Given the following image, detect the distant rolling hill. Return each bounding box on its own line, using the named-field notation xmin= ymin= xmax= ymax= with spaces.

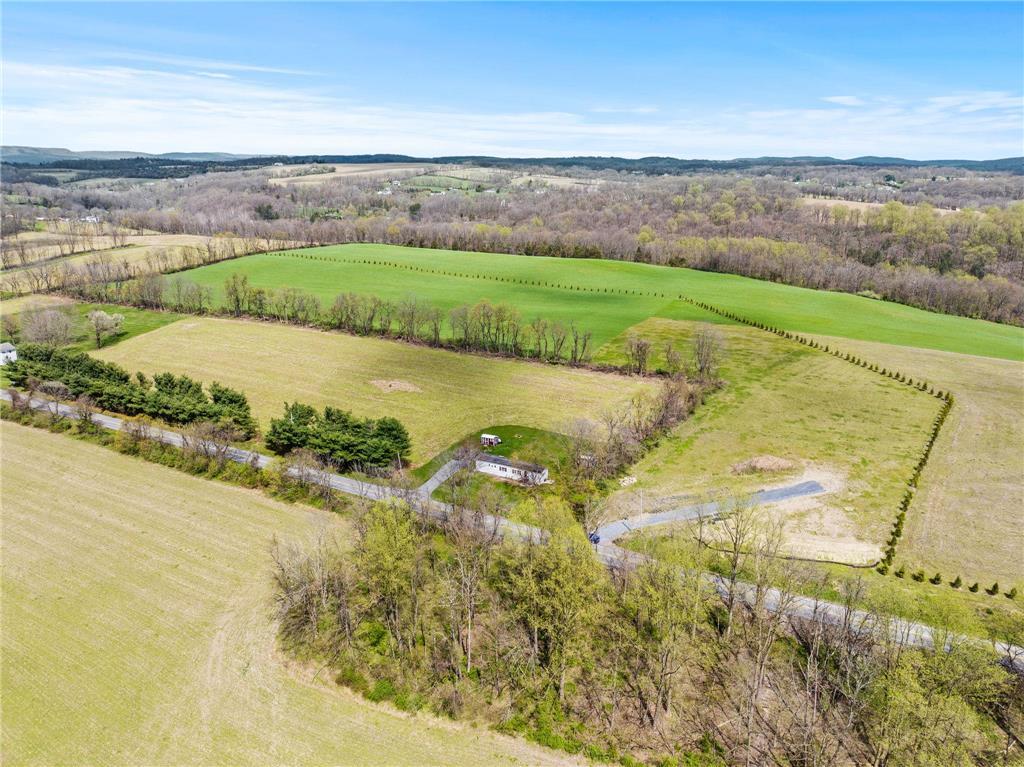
xmin=1 ymin=146 xmax=260 ymax=164
xmin=4 ymin=146 xmax=1020 ymax=175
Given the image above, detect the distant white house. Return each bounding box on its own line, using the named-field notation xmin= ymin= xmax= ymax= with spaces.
xmin=475 ymin=453 xmax=548 ymax=485
xmin=0 ymin=343 xmax=17 ymax=365
xmin=480 ymin=433 xmax=502 ymax=447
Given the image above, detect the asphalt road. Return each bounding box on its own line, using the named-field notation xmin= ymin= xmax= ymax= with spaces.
xmin=595 ymin=480 xmax=826 ymax=542
xmin=4 ymin=390 xmax=1020 ymax=670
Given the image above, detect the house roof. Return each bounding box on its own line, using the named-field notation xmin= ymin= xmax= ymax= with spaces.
xmin=0 ymin=343 xmax=15 ymax=353
xmin=478 ymin=453 xmax=546 ymax=474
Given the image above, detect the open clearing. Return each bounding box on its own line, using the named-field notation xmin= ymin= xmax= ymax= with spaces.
xmin=510 ymin=173 xmax=604 ymax=189
xmin=595 ymin=318 xmax=937 ymax=562
xmin=176 ymin=244 xmax=1024 ymax=360
xmin=810 ymin=335 xmax=1024 ymax=585
xmin=268 ymin=163 xmax=436 ymax=185
xmin=0 ymin=294 xmax=73 ymax=316
xmin=1 ymin=233 xmax=252 ymax=295
xmin=0 ymin=423 xmax=579 ymax=766
xmin=801 ymin=197 xmax=959 ymax=216
xmin=93 ymin=316 xmax=660 ymax=464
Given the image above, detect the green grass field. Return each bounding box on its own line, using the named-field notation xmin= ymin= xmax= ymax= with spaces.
xmin=93 ymin=317 xmax=659 ymax=465
xmin=0 ymin=299 xmax=180 ymax=353
xmin=176 ymin=244 xmax=1024 ymax=360
xmin=0 ymin=422 xmax=578 ymax=766
xmin=809 ymin=335 xmax=1024 ymax=585
xmin=178 ymin=245 xmax=724 ymax=351
xmin=595 ymin=318 xmax=938 ymax=562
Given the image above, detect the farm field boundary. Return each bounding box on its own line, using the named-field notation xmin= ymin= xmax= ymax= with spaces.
xmin=669 ymin=291 xmax=953 ymax=578
xmin=174 ymin=244 xmax=1024 ymax=360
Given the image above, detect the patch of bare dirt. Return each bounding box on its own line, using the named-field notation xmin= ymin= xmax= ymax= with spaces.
xmin=731 ymin=455 xmax=797 ymax=474
xmin=370 ymin=379 xmax=422 ymax=393
xmin=761 ymin=466 xmax=881 ymax=564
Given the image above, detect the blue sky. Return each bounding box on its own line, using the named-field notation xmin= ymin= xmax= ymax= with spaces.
xmin=3 ymin=2 xmax=1021 ymax=158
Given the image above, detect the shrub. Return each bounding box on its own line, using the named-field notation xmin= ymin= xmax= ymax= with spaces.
xmin=969 ymin=582 xmax=980 ymax=593
xmin=987 ymin=582 xmax=1000 ymax=595
xmin=366 ymin=678 xmax=397 ymax=703
xmin=393 ymin=689 xmax=426 ymax=713
xmin=894 ymin=565 xmax=906 ymax=578
xmin=266 ymin=401 xmax=412 ymax=471
xmin=951 ymin=575 xmax=962 ymax=588
xmin=911 ymin=570 xmax=926 ymax=582
xmin=929 ymin=572 xmax=943 ymax=585
xmin=5 ymin=344 xmax=257 ymax=437
xmin=1007 ymin=587 xmax=1018 ymax=600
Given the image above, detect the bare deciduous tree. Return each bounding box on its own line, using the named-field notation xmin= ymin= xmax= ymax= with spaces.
xmin=624 ymin=334 xmax=652 ymax=375
xmin=22 ymin=309 xmax=72 ymax=347
xmin=75 ymin=393 xmax=98 ymax=426
xmin=38 ymin=380 xmax=71 ymax=423
xmin=692 ymin=324 xmax=724 ymax=382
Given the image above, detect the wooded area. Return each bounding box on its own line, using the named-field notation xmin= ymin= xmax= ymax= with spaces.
xmin=3 ymin=161 xmax=1021 ymax=324
xmin=274 ymin=494 xmax=1024 ymax=766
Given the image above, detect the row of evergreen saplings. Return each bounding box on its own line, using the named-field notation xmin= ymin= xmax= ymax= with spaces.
xmin=893 ymin=564 xmax=1018 ymax=599
xmin=5 ymin=343 xmax=257 ymax=437
xmin=674 ymin=297 xmax=978 ymax=574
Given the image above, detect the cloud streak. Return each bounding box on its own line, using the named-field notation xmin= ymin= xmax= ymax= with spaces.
xmin=3 ymin=60 xmax=1021 ymax=159
xmin=822 ymin=96 xmax=865 ymax=107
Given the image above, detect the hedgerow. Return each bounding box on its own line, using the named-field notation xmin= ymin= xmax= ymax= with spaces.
xmin=6 ymin=343 xmax=257 ymax=437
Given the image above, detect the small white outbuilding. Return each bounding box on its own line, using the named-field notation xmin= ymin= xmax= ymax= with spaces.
xmin=0 ymin=343 xmax=17 ymax=365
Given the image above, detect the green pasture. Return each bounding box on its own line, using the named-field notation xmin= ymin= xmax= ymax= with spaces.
xmin=176 ymin=244 xmax=1023 ymax=361
xmin=177 ymin=245 xmax=726 ymax=350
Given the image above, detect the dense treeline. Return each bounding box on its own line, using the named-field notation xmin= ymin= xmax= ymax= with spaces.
xmin=6 ymin=161 xmax=1021 ymax=323
xmin=5 ymin=344 xmax=257 ymax=436
xmin=100 ymin=272 xmax=604 ymax=367
xmin=275 ymin=495 xmax=1024 ymax=766
xmin=265 ymin=401 xmax=411 ymax=471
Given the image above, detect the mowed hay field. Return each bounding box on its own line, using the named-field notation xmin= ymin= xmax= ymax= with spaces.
xmin=0 ymin=423 xmax=579 ymax=767
xmin=810 ymin=335 xmax=1024 ymax=585
xmin=595 ymin=318 xmax=938 ymax=563
xmin=175 ymin=244 xmax=1024 ymax=360
xmin=94 ymin=317 xmax=660 ymax=464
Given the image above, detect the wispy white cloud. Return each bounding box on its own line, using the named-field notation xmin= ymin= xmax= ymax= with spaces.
xmin=2 ymin=60 xmax=1020 ymax=159
xmin=591 ymin=105 xmax=660 ymax=115
xmin=98 ymin=50 xmax=319 ymax=77
xmin=822 ymin=95 xmax=865 ymax=107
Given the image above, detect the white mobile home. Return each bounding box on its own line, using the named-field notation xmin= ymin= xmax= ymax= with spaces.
xmin=0 ymin=343 xmax=17 ymax=365
xmin=475 ymin=453 xmax=548 ymax=485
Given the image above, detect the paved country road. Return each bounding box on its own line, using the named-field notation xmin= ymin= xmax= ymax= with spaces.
xmin=3 ymin=390 xmax=1021 ymax=672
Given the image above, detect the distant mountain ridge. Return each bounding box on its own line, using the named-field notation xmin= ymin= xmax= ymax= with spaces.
xmin=2 ymin=146 xmax=260 ymax=164
xmin=3 ymin=146 xmax=1021 ymax=174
